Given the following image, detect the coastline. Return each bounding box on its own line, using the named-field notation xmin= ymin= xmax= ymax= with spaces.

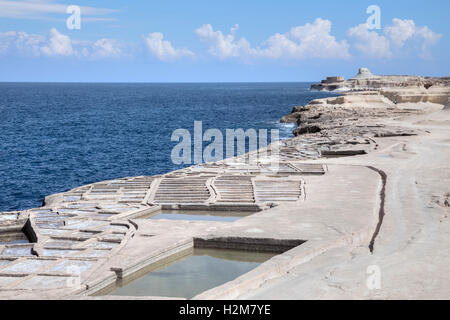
xmin=0 ymin=70 xmax=449 ymax=299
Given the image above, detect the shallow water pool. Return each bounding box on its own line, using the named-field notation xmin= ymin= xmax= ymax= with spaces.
xmin=140 ymin=210 xmax=253 ymax=222
xmin=101 ymin=248 xmax=275 ymax=298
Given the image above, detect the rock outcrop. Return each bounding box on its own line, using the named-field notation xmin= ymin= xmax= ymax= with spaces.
xmin=310 ymin=68 xmax=450 ymax=105
xmin=351 ymin=67 xmax=379 ymax=80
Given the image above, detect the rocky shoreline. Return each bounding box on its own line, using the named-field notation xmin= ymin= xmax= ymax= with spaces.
xmin=279 ymin=68 xmax=449 ymax=158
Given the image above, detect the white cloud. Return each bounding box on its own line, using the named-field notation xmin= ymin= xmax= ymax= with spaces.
xmin=195 ymin=24 xmax=252 ymax=59
xmin=195 ymin=18 xmax=350 ymax=60
xmin=384 ymin=18 xmax=441 ymax=58
xmin=90 ymin=38 xmax=122 ymax=58
xmin=0 ymin=0 xmax=116 ymax=20
xmin=384 ymin=18 xmax=416 ymax=47
xmin=0 ymin=30 xmax=45 ymax=56
xmin=348 ymin=24 xmax=392 ymax=59
xmin=143 ymin=32 xmax=194 ymax=61
xmin=348 ymin=18 xmax=441 ymax=59
xmin=0 ymin=28 xmax=123 ymax=59
xmin=0 ymin=17 xmax=441 ymax=63
xmin=266 ymin=19 xmax=351 ymax=59
xmin=40 ymin=27 xmax=73 ymax=56
xmin=415 ymin=26 xmax=441 ymax=58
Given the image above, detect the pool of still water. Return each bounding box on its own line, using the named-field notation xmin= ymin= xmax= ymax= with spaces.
xmin=105 ymin=248 xmax=276 ymax=298
xmin=141 ymin=210 xmax=254 ymax=222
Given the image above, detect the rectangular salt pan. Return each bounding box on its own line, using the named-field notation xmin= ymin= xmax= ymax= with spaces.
xmin=141 ymin=210 xmax=253 ymax=222
xmin=50 ymin=260 xmax=94 ymax=273
xmin=42 ymin=249 xmax=82 ymax=257
xmin=2 ymin=246 xmax=34 ymax=256
xmin=72 ymin=250 xmax=109 ymax=258
xmin=44 ymin=239 xmax=83 ymax=248
xmin=86 ymin=241 xmax=118 ymax=249
xmin=1 ymin=259 xmax=55 ymax=273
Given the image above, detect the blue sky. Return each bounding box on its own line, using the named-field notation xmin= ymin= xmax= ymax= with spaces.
xmin=0 ymin=0 xmax=449 ymax=82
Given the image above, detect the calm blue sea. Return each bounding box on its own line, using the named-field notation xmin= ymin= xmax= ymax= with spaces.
xmin=0 ymin=83 xmax=335 ymax=212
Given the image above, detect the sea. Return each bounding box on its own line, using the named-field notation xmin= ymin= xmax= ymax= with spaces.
xmin=0 ymin=82 xmax=335 ymax=212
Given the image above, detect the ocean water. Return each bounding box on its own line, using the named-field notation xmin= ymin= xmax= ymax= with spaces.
xmin=0 ymin=82 xmax=334 ymax=212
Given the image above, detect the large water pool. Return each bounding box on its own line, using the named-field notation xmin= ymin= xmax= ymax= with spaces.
xmin=100 ymin=248 xmax=276 ymax=298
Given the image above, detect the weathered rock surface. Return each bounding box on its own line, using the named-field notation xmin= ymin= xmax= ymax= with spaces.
xmin=283 ymin=91 xmax=423 ymax=160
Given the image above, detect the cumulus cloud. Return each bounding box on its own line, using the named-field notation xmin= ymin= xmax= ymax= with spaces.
xmin=384 ymin=18 xmax=441 ymax=58
xmin=384 ymin=19 xmax=416 ymax=47
xmin=195 ymin=19 xmax=350 ymax=60
xmin=0 ymin=17 xmax=441 ymax=63
xmin=0 ymin=28 xmax=123 ymax=59
xmin=143 ymin=32 xmax=194 ymax=61
xmin=348 ymin=18 xmax=441 ymax=59
xmin=90 ymin=38 xmax=122 ymax=58
xmin=195 ymin=24 xmax=253 ymax=59
xmin=0 ymin=30 xmax=45 ymax=56
xmin=268 ymin=19 xmax=350 ymax=59
xmin=0 ymin=28 xmax=75 ymax=57
xmin=347 ymin=24 xmax=392 ymax=59
xmin=415 ymin=26 xmax=442 ymax=58
xmin=40 ymin=28 xmax=73 ymax=56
